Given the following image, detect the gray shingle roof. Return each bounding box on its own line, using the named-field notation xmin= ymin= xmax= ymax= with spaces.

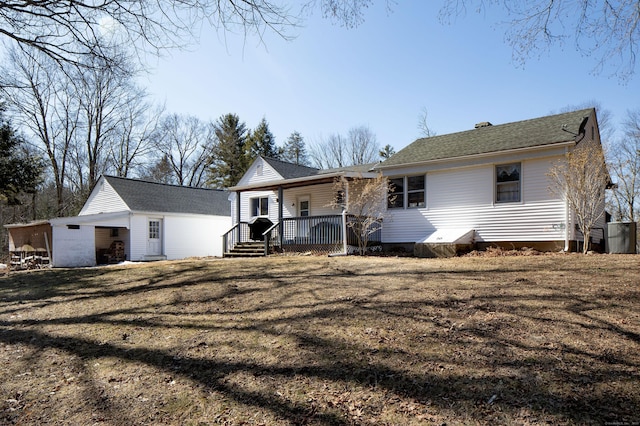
xmin=262 ymin=157 xmax=319 ymax=179
xmin=378 ymin=108 xmax=594 ymax=168
xmin=104 ymin=176 xmax=230 ymax=216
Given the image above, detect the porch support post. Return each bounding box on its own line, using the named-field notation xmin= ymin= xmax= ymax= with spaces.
xmin=342 ymin=208 xmax=348 ymax=254
xmin=236 ymin=191 xmax=241 ymax=242
xmin=278 ymin=185 xmax=284 ymax=247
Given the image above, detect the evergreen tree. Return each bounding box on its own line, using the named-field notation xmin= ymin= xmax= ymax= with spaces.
xmin=246 ymin=117 xmax=278 ymax=161
xmin=379 ymin=144 xmax=396 ymax=160
xmin=0 ymin=104 xmax=43 ymax=205
xmin=280 ymin=131 xmax=310 ymax=165
xmin=208 ymin=113 xmax=248 ymax=188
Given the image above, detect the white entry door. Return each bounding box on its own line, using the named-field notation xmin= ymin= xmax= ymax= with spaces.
xmin=297 ymin=196 xmax=310 ymax=242
xmin=147 ymin=219 xmax=162 ymax=256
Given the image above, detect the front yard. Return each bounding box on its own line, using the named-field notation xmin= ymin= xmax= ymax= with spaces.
xmin=0 ymin=254 xmax=639 ymax=425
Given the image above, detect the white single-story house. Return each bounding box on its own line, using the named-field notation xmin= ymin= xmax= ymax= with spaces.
xmin=226 ymin=108 xmax=608 ymax=256
xmin=5 ymin=175 xmax=231 ymax=267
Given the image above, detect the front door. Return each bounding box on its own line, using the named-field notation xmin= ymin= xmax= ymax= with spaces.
xmin=147 ymin=219 xmax=162 ymax=256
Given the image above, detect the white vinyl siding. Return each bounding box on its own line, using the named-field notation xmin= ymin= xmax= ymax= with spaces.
xmin=163 ymin=214 xmax=231 ymax=259
xmin=237 ymin=157 xmax=284 ymax=186
xmin=428 ymin=167 xmax=492 ymax=209
xmin=237 ymin=191 xmax=278 ymax=223
xmin=383 ymin=157 xmax=567 ymax=243
xmin=51 ymin=224 xmax=96 ymax=267
xmin=128 ymin=213 xmax=231 ymax=260
xmin=79 ymin=179 xmax=128 ymax=215
xmin=283 ymin=184 xmax=340 ymax=218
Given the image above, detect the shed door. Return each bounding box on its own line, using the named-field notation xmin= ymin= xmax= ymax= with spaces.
xmin=147 ymin=219 xmax=162 ymax=256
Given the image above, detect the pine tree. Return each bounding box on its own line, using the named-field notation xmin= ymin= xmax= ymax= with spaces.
xmin=208 ymin=113 xmax=248 ymax=188
xmin=280 ymin=131 xmax=309 ymax=165
xmin=246 ymin=117 xmax=278 ymax=161
xmin=0 ymin=104 xmax=43 ymax=205
xmin=379 ymin=144 xmax=396 ymax=160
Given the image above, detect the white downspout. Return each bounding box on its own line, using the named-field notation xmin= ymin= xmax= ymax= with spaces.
xmin=563 ymin=146 xmax=571 ymax=252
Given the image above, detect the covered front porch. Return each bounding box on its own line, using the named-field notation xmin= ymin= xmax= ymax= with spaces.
xmin=224 ymin=165 xmax=381 ymax=257
xmin=223 ymin=213 xmax=382 ymax=256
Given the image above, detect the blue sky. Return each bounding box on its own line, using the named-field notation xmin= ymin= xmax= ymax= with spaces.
xmin=140 ymin=2 xmax=639 ymax=153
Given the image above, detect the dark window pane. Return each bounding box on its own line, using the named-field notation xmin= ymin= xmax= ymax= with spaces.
xmin=388 ymin=177 xmax=404 ymax=208
xmin=496 ymin=164 xmax=520 ymax=182
xmin=408 ymin=191 xmax=425 ymax=208
xmin=408 ymin=175 xmax=425 ymax=191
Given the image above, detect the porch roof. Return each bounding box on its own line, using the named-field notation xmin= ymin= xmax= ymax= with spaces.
xmin=229 ymin=168 xmax=379 ymax=192
xmin=4 ymin=219 xmax=51 ymax=229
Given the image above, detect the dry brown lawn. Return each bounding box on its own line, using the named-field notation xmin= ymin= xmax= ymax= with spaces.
xmin=0 ymin=254 xmax=639 ymax=425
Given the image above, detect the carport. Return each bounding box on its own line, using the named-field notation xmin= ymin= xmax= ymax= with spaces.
xmin=49 ymin=212 xmax=131 ymax=267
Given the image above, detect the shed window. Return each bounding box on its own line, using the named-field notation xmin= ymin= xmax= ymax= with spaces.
xmin=251 ymin=197 xmax=269 ymax=216
xmin=149 ymin=221 xmax=160 ymax=239
xmin=496 ymin=163 xmax=521 ymax=203
xmin=67 ymin=224 xmax=80 ymax=230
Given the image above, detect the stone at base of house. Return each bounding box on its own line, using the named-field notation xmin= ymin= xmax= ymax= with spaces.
xmin=414 ymin=243 xmax=474 ymax=258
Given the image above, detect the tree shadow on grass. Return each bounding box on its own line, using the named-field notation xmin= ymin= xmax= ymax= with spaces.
xmin=0 ymin=258 xmax=639 ymax=424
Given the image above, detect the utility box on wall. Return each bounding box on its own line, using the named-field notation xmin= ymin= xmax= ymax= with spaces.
xmin=607 ymin=222 xmax=637 ymax=254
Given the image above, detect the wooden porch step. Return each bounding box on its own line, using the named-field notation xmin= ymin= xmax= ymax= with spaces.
xmin=224 ymin=241 xmax=266 ymax=258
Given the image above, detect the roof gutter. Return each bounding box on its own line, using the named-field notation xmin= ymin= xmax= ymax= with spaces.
xmin=375 ymin=140 xmax=577 ymax=171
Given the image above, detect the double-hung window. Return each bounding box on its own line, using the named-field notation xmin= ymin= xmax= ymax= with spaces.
xmin=496 ymin=163 xmax=521 ymax=203
xmin=388 ymin=175 xmax=426 ymax=208
xmin=251 ymin=197 xmax=269 ymax=216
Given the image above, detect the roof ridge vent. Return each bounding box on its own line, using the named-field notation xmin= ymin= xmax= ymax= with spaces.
xmin=474 ymin=121 xmax=493 ymax=129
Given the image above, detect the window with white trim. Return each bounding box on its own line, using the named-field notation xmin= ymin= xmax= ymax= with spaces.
xmin=495 ymin=163 xmax=521 ymax=203
xmin=388 ymin=175 xmax=426 ymax=209
xmin=251 ymin=197 xmax=269 ymax=216
xmin=407 ymin=175 xmax=426 ymax=208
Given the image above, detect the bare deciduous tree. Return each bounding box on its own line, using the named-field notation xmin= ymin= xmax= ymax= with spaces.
xmin=417 ymin=107 xmax=436 ymax=138
xmin=0 ymin=1 xmax=385 ymax=70
xmin=109 ymin=101 xmax=164 ymax=178
xmin=330 ymin=174 xmax=389 ymax=255
xmin=607 ymin=109 xmax=640 ymax=222
xmin=310 ymin=125 xmax=379 ymax=169
xmin=74 ymin=51 xmax=139 ymax=191
xmin=0 ymin=47 xmax=79 ymax=216
xmin=0 ymin=1 xmax=295 ymax=69
xmin=547 ymin=140 xmax=610 ymax=253
xmin=156 ymin=114 xmax=213 ymax=187
xmin=440 ymin=0 xmax=640 ymax=80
